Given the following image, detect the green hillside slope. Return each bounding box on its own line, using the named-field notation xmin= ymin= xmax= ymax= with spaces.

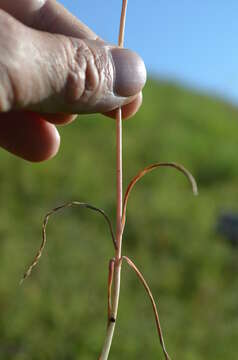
xmin=0 ymin=79 xmax=238 ymax=359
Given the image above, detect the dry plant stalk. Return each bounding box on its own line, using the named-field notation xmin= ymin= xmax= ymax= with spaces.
xmin=21 ymin=1 xmax=198 ymax=359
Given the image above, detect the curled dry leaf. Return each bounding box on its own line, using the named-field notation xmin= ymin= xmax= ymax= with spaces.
xmin=122 ymin=256 xmax=171 ymax=360
xmin=121 ymin=162 xmax=198 ymax=231
xmin=20 ymin=201 xmax=116 ymax=284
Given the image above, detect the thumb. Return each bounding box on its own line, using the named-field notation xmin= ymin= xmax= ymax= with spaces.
xmin=0 ymin=10 xmax=146 ymax=114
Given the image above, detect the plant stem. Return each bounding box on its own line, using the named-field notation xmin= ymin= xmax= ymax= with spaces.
xmin=98 ymin=1 xmax=128 ymax=359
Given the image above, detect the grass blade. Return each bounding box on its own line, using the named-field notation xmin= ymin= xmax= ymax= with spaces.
xmin=122 ymin=162 xmax=198 ymax=230
xmin=123 ymin=256 xmax=171 ymax=360
xmin=20 ymin=201 xmax=116 ymax=284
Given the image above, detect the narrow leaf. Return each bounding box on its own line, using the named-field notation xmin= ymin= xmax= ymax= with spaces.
xmin=123 ymin=256 xmax=171 ymax=360
xmin=122 ymin=162 xmax=198 ymax=230
xmin=20 ymin=201 xmax=116 ymax=284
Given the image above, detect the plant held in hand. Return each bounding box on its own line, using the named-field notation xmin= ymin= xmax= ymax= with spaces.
xmin=21 ymin=1 xmax=198 ymax=359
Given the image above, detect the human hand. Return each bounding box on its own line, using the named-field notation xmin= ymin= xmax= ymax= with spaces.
xmin=0 ymin=0 xmax=146 ymax=162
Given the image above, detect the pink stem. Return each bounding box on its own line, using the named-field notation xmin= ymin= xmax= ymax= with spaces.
xmin=116 ymin=108 xmax=123 ymax=256
xmin=98 ymin=1 xmax=128 ymax=359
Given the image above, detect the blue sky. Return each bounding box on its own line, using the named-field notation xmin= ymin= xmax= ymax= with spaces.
xmin=59 ymin=0 xmax=238 ymax=104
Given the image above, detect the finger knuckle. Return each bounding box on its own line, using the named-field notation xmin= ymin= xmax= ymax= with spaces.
xmin=64 ymin=38 xmax=113 ymax=109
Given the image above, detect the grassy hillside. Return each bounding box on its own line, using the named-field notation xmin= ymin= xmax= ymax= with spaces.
xmin=0 ymin=79 xmax=238 ymax=359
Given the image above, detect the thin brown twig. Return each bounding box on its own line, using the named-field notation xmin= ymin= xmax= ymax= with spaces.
xmin=20 ymin=201 xmax=116 ymax=285
xmin=122 ymin=256 xmax=171 ymax=360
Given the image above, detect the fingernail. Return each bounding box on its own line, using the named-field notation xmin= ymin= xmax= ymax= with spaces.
xmin=110 ymin=48 xmax=147 ymax=97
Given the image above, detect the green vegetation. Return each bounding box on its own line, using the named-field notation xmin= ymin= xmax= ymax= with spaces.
xmin=0 ymin=79 xmax=238 ymax=359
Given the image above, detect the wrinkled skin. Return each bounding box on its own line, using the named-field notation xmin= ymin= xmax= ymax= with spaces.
xmin=0 ymin=0 xmax=146 ymax=161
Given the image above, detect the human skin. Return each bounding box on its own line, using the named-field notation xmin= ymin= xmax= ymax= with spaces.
xmin=0 ymin=0 xmax=146 ymax=162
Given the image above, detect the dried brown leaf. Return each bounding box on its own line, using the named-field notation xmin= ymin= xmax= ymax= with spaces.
xmin=123 ymin=256 xmax=171 ymax=360
xmin=122 ymin=162 xmax=198 ymax=230
xmin=20 ymin=201 xmax=116 ymax=284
